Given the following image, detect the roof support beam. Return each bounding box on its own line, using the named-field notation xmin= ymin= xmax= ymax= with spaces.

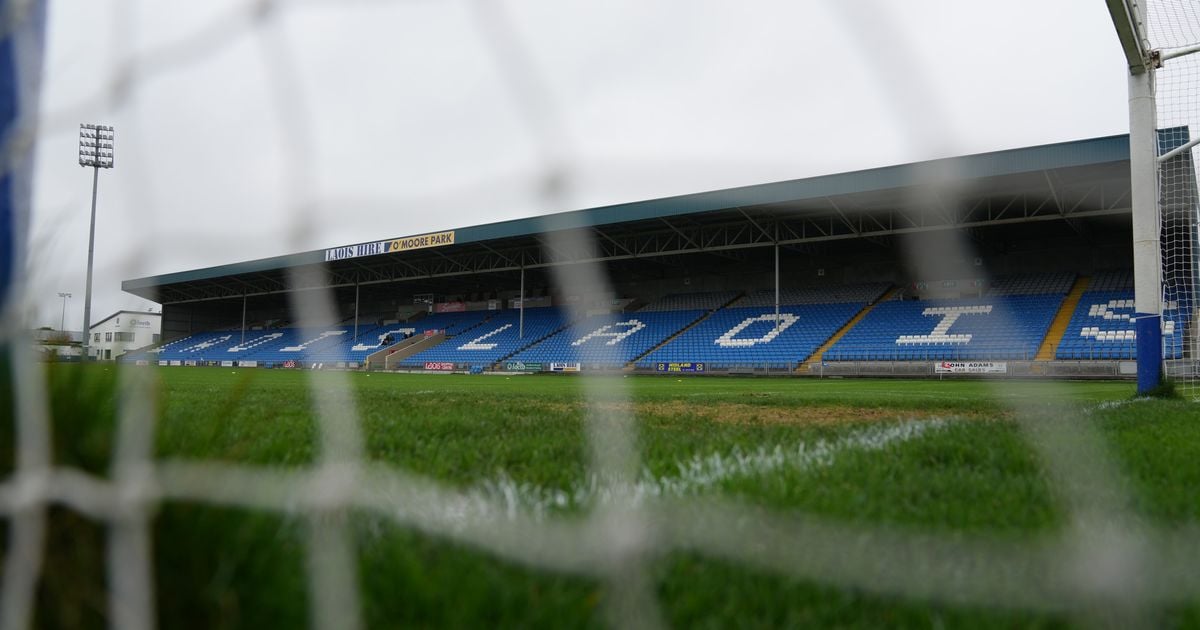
xmin=660 ymin=218 xmax=700 ymax=250
xmin=156 ymin=206 xmax=1131 ymax=305
xmin=477 ymin=242 xmax=521 ymax=267
xmin=1043 ymin=170 xmax=1065 ymax=216
xmin=737 ymin=208 xmax=774 ymax=241
xmin=825 ymin=197 xmax=861 ymax=235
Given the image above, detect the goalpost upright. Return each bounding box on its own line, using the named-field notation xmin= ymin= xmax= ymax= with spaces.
xmin=1106 ymin=0 xmax=1200 ymax=396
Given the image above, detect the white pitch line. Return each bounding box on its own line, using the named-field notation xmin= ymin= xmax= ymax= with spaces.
xmin=0 ymin=421 xmax=948 ymax=532
xmin=446 ymin=420 xmax=947 ymax=526
xmin=1092 ymin=398 xmax=1151 ymax=412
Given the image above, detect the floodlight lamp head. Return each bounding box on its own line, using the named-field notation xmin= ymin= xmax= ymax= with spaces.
xmin=78 ymin=123 xmax=115 ymax=168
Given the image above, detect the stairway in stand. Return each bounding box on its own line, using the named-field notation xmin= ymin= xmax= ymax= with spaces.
xmin=797 ymin=287 xmax=899 ymax=373
xmin=1034 ymin=276 xmax=1090 ymax=361
xmin=624 ymin=292 xmax=745 ymax=369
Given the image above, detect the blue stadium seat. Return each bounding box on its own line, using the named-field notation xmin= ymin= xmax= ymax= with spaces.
xmin=826 ymin=295 xmax=1062 ymax=361
xmin=135 ymin=330 xmax=242 ymax=363
xmin=126 ymin=310 xmax=499 ymax=366
xmin=636 ymin=303 xmax=863 ymax=369
xmin=1055 ymin=288 xmax=1191 ymax=360
xmin=401 ymin=307 xmax=571 ymax=369
xmin=510 ymin=310 xmax=705 ymax=368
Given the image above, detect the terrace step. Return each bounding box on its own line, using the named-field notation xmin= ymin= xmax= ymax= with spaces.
xmin=489 ymin=316 xmax=580 ymax=369
xmin=625 ymin=291 xmax=744 ymax=367
xmin=1034 ymin=276 xmax=1089 ymax=361
xmin=366 ymin=332 xmax=446 ymax=369
xmin=798 ymin=286 xmax=899 ymax=373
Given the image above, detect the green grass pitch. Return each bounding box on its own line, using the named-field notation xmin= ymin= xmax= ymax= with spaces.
xmin=2 ymin=365 xmax=1199 ymax=628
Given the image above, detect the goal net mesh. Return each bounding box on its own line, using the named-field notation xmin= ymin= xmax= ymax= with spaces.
xmin=1 ymin=2 xmax=1199 ymax=629
xmin=1147 ymin=0 xmax=1200 ymax=400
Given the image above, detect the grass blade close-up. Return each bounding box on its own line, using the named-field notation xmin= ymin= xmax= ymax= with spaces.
xmin=4 ymin=365 xmax=1200 ymax=628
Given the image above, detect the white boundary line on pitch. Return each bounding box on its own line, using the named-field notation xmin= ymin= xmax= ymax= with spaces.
xmin=457 ymin=419 xmax=946 ymax=525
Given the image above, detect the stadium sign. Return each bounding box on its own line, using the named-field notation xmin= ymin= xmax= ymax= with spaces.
xmin=655 ymin=362 xmax=706 ymax=373
xmin=505 ymin=361 xmax=542 ymax=372
xmin=324 ymin=230 xmax=455 ymax=262
xmin=424 ymin=362 xmax=455 ymax=371
xmin=934 ymin=361 xmax=1006 ymax=374
xmin=550 ymin=362 xmax=581 ymax=372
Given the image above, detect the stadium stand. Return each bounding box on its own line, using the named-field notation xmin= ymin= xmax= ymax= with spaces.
xmin=137 ymin=330 xmax=241 ymax=363
xmin=129 ymin=327 xmax=348 ymax=365
xmin=824 ymin=294 xmax=1064 ymax=361
xmin=639 ymin=291 xmax=739 ymax=312
xmin=123 ymin=334 xmax=192 ymax=361
xmin=299 ymin=324 xmax=415 ymax=364
xmin=509 ymin=310 xmax=707 ymax=368
xmin=637 ymin=303 xmax=864 ymax=369
xmin=734 ymin=283 xmax=890 ymax=307
xmin=1088 ymin=269 xmax=1134 ymax=292
xmin=127 ymin=271 xmax=1185 ymax=370
xmin=1055 ymin=270 xmax=1191 ymax=360
xmin=401 ymin=310 xmax=495 ymax=337
xmin=1057 ymin=292 xmax=1140 ymax=359
xmin=134 ymin=288 xmax=895 ymax=370
xmin=309 ymin=311 xmax=490 ymax=364
xmin=125 ymin=310 xmax=498 ymax=366
xmin=241 ymin=327 xmax=360 ymax=365
xmin=986 ymin=272 xmax=1076 ymax=296
xmin=400 ymin=307 xmax=571 ymax=368
xmin=307 ymin=311 xmax=495 ymax=364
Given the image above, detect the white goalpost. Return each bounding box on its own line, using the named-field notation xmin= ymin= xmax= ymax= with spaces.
xmin=1108 ymin=0 xmax=1200 ymax=399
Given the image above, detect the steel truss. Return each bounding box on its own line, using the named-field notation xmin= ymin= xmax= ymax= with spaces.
xmin=152 ymin=176 xmax=1131 ymax=304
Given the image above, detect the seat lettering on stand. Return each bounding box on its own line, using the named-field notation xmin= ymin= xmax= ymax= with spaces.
xmin=181 ymin=335 xmax=233 ymax=352
xmin=352 ymin=328 xmax=416 ymax=352
xmin=896 ymin=306 xmax=991 ymax=345
xmin=281 ymin=330 xmax=347 ymax=352
xmin=715 ymin=313 xmax=798 ymax=348
xmin=228 ymin=333 xmax=283 ymax=352
xmin=458 ymin=324 xmax=513 ymax=350
xmin=1081 ymin=299 xmax=1176 ymax=341
xmin=572 ymin=319 xmax=645 ymax=346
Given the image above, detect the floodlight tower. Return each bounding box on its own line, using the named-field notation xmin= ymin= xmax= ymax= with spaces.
xmin=57 ymin=291 xmax=70 ymax=331
xmin=78 ymin=123 xmax=114 ymax=361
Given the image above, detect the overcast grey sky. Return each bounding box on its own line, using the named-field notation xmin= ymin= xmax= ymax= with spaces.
xmin=27 ymin=0 xmax=1129 ymax=330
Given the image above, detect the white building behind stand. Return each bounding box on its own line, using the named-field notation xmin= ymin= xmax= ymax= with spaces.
xmin=88 ymin=310 xmax=161 ymax=360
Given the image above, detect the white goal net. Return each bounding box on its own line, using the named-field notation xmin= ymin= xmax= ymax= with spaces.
xmin=1 ymin=2 xmax=1199 ymax=630
xmin=1145 ymin=0 xmax=1200 ymax=401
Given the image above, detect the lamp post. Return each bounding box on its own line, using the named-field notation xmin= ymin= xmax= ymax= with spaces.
xmin=78 ymin=123 xmax=114 ymax=362
xmin=57 ymin=291 xmax=71 ymax=331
